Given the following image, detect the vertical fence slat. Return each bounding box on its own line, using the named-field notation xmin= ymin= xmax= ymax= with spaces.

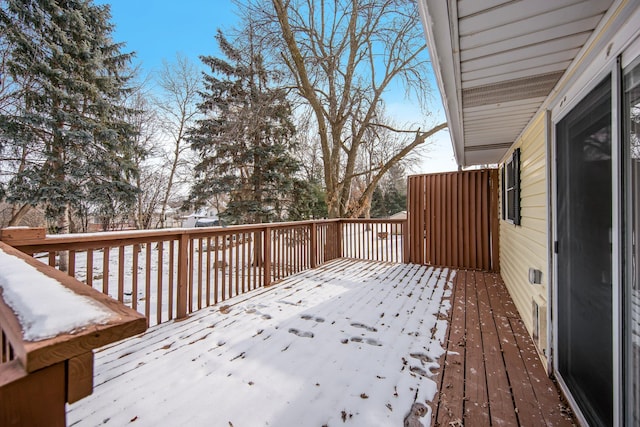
xmin=417 ymin=176 xmax=424 ymax=264
xmin=86 ymin=249 xmax=93 ymax=287
xmin=103 ymin=247 xmax=110 ymax=295
xmin=463 ymin=174 xmax=471 ymax=268
xmin=221 ymin=236 xmax=227 ymax=300
xmin=481 ymin=171 xmax=490 ymax=270
xmin=197 ymin=238 xmax=203 ymax=310
xmin=157 ymin=241 xmax=163 ymax=325
xmin=490 ymin=169 xmax=500 ymax=272
xmin=168 ymin=241 xmax=174 ymax=319
xmin=69 ymin=250 xmax=76 ymax=278
xmin=118 ymin=246 xmax=125 ymax=302
xmin=235 ymin=233 xmax=240 ymax=297
xmin=206 ymin=237 xmax=211 ymax=305
xmin=264 ymin=228 xmax=271 ymax=287
xmin=214 ymin=236 xmax=220 ymax=303
xmin=242 ymin=233 xmax=247 ymax=293
xmin=177 ymin=234 xmax=188 ymax=319
xmin=188 ymin=238 xmax=195 ymax=313
xmin=132 ymin=245 xmax=138 ymax=312
xmin=447 ymin=175 xmax=453 ymax=266
xmin=145 ymin=243 xmax=152 ymax=322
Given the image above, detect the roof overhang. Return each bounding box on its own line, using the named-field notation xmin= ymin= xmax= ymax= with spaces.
xmin=418 ymin=0 xmax=614 ymax=166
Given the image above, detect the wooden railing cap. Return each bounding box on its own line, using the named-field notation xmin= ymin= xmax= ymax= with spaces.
xmin=0 ymin=227 xmax=45 ymax=245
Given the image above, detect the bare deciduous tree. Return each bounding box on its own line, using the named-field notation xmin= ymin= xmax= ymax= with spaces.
xmin=124 ymin=82 xmax=164 ymax=229
xmin=155 ymin=54 xmax=201 ymax=227
xmin=242 ymin=0 xmax=447 ymax=217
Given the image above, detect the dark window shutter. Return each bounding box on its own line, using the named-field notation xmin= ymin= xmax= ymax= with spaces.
xmin=513 ymin=148 xmax=521 ymax=225
xmin=501 ymin=165 xmax=506 ymax=220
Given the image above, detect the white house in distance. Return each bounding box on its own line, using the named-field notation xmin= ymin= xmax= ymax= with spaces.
xmin=181 ymin=209 xmax=220 ymax=228
xmin=418 ymin=1 xmax=640 ymax=426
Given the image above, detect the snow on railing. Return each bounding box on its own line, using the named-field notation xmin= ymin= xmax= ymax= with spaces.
xmin=1 ymin=219 xmax=406 ymax=328
xmin=0 ymin=240 xmax=146 ymax=426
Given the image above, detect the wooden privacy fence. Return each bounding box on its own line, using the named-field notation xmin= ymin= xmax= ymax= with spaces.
xmin=0 ymin=218 xmax=405 ymax=328
xmin=406 ymin=169 xmax=500 ymax=271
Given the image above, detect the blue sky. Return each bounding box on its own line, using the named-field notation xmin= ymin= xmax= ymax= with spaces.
xmin=96 ymin=0 xmax=455 ymax=173
xmin=96 ymin=0 xmax=237 ymax=75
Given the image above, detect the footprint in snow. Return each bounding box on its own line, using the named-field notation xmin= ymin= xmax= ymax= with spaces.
xmin=288 ymin=328 xmax=314 ymax=338
xmin=351 ymin=322 xmax=377 ymax=332
xmin=350 ymin=337 xmax=382 ymax=346
xmin=366 ymin=338 xmax=382 ymax=346
xmin=301 ymin=314 xmax=325 ymax=323
xmin=409 ymin=365 xmax=437 ymax=377
xmin=409 ymin=353 xmax=434 ymax=364
xmin=409 ymin=366 xmax=429 ymax=377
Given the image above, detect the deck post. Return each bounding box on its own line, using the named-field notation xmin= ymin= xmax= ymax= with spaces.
xmin=176 ymin=232 xmax=189 ymax=319
xmin=0 ymin=360 xmax=66 ymax=427
xmin=263 ymin=227 xmax=272 ymax=287
xmin=310 ymin=223 xmax=317 ymax=269
xmin=402 ymin=220 xmax=410 ymax=264
xmin=336 ymin=221 xmax=343 ymax=258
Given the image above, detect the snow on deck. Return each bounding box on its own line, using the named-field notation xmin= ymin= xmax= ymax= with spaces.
xmin=67 ymin=259 xmax=453 ymax=427
xmin=0 ymin=246 xmax=113 ymax=341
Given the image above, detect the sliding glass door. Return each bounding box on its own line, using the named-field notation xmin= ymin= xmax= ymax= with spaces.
xmin=556 ymin=75 xmax=613 ymax=427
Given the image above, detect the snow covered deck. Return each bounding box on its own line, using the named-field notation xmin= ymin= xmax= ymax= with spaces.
xmin=66 ymin=259 xmax=572 ymax=426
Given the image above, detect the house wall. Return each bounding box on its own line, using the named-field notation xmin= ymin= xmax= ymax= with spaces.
xmin=499 ymin=112 xmax=549 ymax=362
xmin=496 ymin=1 xmax=640 ymax=375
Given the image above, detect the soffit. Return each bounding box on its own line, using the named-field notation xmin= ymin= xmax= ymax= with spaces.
xmin=419 ymin=0 xmax=614 ymax=166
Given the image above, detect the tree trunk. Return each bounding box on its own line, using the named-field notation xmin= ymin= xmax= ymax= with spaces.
xmin=8 ymin=204 xmax=32 ymax=226
xmin=135 ymin=173 xmax=142 ymax=229
xmin=57 ymin=204 xmax=70 ymax=272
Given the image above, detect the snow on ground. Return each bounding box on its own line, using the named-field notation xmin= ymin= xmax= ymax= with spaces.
xmin=67 ymin=259 xmax=453 ymax=427
xmin=0 ymin=247 xmax=113 ymax=341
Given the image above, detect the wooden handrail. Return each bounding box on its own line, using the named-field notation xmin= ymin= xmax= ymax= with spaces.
xmin=1 ymin=220 xmax=341 ymax=251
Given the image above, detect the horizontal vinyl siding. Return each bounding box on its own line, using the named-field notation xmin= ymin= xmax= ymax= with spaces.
xmin=499 ymin=112 xmax=549 ymax=361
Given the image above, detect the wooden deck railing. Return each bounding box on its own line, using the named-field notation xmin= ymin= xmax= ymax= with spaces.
xmin=0 ymin=241 xmax=146 ymax=426
xmin=1 ymin=218 xmax=405 ymax=327
xmin=341 ymin=219 xmax=406 ymax=263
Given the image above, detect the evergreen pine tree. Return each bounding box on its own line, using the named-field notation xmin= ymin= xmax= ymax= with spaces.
xmin=288 ymin=178 xmax=327 ymax=220
xmin=370 ymin=186 xmax=386 ymax=218
xmin=188 ymin=30 xmax=299 ymax=224
xmin=0 ymin=0 xmax=138 ymax=232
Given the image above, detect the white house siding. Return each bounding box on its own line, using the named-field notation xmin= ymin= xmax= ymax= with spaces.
xmin=499 ymin=113 xmax=549 ymax=363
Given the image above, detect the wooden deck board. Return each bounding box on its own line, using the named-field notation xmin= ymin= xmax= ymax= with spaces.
xmin=434 ymin=271 xmax=466 ymax=426
xmin=476 ymin=272 xmax=518 ymax=427
xmin=464 ymin=271 xmax=490 ymax=425
xmin=432 ymin=270 xmax=575 ymax=427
